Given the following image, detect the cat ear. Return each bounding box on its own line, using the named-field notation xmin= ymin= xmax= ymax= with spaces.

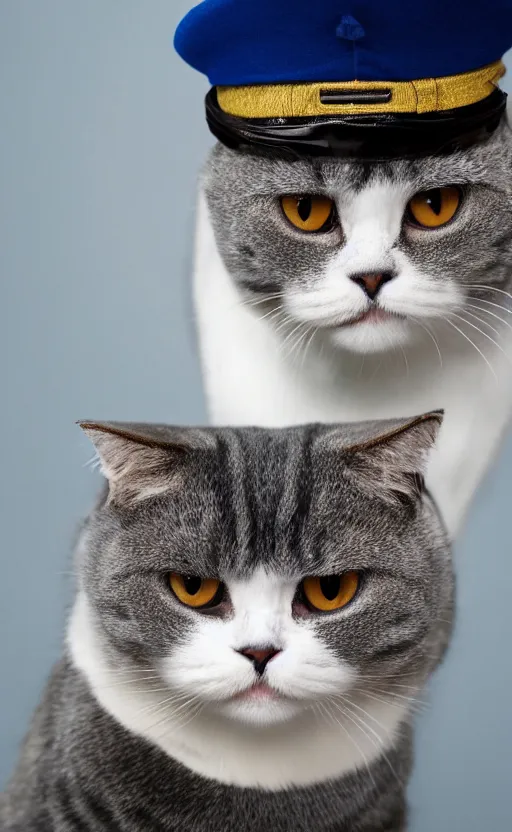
xmin=78 ymin=421 xmax=213 ymax=507
xmin=321 ymin=411 xmax=443 ymax=505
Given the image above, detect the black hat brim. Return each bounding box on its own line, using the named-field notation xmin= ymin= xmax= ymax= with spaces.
xmin=205 ymin=88 xmax=508 ymax=160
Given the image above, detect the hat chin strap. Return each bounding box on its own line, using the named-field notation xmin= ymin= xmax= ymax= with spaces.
xmin=205 ymin=88 xmax=508 ymax=160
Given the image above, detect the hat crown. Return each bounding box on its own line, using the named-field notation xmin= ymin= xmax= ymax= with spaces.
xmin=174 ymin=0 xmax=512 ymax=86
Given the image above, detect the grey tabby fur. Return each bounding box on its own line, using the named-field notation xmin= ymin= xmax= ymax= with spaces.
xmin=203 ymin=120 xmax=512 ymax=311
xmin=1 ymin=416 xmax=454 ymax=832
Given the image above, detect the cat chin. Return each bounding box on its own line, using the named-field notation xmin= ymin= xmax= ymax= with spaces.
xmin=217 ymin=697 xmax=306 ymax=727
xmin=327 ymin=316 xmax=415 ymax=354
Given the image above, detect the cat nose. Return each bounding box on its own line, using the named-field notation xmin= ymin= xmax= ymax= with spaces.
xmin=349 ymin=271 xmax=395 ymax=300
xmin=238 ymin=647 xmax=281 ymax=676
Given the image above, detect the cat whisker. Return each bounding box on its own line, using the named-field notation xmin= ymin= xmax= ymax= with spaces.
xmin=98 ymin=673 xmax=161 ymax=679
xmin=222 ymin=292 xmax=286 ymax=318
xmin=280 ymin=319 xmax=307 ymax=343
xmin=97 ymin=678 xmax=163 ymax=690
xmin=288 ymin=325 xmax=315 ymax=366
xmin=99 ymin=667 xmax=163 ymax=675
xmin=442 ymin=317 xmax=497 ymax=380
xmin=356 ymin=679 xmax=422 ymax=690
xmin=295 ymin=330 xmax=314 ymax=366
xmin=280 ymin=321 xmax=310 ymax=360
xmin=83 ymin=453 xmax=101 ymax=471
xmin=317 ymin=700 xmax=377 ymax=790
xmin=449 ymin=311 xmax=512 ymax=363
xmin=410 ymin=316 xmax=444 ymax=369
xmin=109 ymin=686 xmax=171 ymax=694
xmin=96 ymin=674 xmax=163 ymax=684
xmin=397 ymin=342 xmax=410 ymax=379
xmin=332 ymin=698 xmax=404 ymax=789
xmin=240 ymin=292 xmax=286 ymax=308
xmin=461 ymin=283 xmax=512 ymax=303
xmin=350 ymin=689 xmax=424 ymax=715
xmin=134 ymin=691 xmax=204 ymax=721
xmin=386 ymin=326 xmax=407 ymax=382
xmin=273 ymin=314 xmax=297 ymax=337
xmin=466 ymin=295 xmax=512 ymax=315
xmin=337 ymin=694 xmax=406 ymax=737
xmin=349 ymin=687 xmax=428 ymax=714
xmin=134 ymin=695 xmax=202 ymax=718
xmin=367 ymin=354 xmax=384 ymax=385
xmin=326 ymin=699 xmax=393 ymax=785
xmin=299 ymin=326 xmax=319 ymax=371
xmin=465 ymin=301 xmax=512 ymax=333
xmin=365 ymin=688 xmax=429 ymax=711
xmin=355 ymin=671 xmax=425 ymax=687
xmin=457 ymin=307 xmax=503 ymax=338
xmin=286 ymin=324 xmax=310 ymax=358
xmin=351 ymin=674 xmax=420 ymax=688
xmin=149 ymin=700 xmax=205 ymax=737
xmin=254 ymin=305 xmax=285 ymax=325
xmin=155 ymin=706 xmax=205 ymax=738
xmin=254 ymin=306 xmax=296 ymax=334
xmin=168 ymin=702 xmax=205 ymax=735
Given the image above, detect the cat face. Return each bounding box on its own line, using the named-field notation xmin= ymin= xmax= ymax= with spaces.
xmin=204 ymin=120 xmax=512 ymax=354
xmin=79 ymin=417 xmax=453 ymax=730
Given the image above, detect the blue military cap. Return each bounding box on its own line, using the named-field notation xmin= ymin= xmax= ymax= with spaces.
xmin=174 ymin=1 xmax=512 ymax=159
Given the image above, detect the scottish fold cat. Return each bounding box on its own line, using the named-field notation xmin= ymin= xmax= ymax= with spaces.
xmin=1 ymin=415 xmax=453 ymax=831
xmin=194 ymin=104 xmax=512 ymax=537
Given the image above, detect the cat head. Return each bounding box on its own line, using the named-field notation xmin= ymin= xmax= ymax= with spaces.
xmin=76 ymin=415 xmax=452 ymax=730
xmin=203 ymin=114 xmax=512 ymax=355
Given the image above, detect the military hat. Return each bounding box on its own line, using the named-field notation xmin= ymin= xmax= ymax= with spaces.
xmin=174 ymin=0 xmax=512 ymax=159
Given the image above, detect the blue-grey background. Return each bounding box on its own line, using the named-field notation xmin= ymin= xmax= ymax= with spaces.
xmin=0 ymin=3 xmax=510 ymax=828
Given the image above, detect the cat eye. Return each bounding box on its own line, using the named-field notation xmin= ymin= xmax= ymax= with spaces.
xmin=169 ymin=573 xmax=223 ymax=609
xmin=407 ymin=187 xmax=461 ymax=229
xmin=301 ymin=572 xmax=359 ymax=612
xmin=280 ymin=195 xmax=336 ymax=233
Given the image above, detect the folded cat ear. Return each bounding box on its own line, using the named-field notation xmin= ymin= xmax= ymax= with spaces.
xmin=320 ymin=411 xmax=443 ymax=506
xmin=78 ymin=421 xmax=213 ymax=507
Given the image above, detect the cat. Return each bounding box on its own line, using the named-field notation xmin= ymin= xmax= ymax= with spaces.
xmin=1 ymin=414 xmax=453 ymax=832
xmin=193 ymin=103 xmax=512 ymax=538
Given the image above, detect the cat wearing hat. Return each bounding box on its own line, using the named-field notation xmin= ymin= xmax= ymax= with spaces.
xmin=176 ymin=0 xmax=512 ymax=538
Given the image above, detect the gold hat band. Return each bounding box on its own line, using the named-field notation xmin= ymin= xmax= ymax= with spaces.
xmin=217 ymin=61 xmax=505 ymax=119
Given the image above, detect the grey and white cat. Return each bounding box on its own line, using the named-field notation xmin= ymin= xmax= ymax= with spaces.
xmin=194 ymin=103 xmax=512 ymax=537
xmin=1 ymin=415 xmax=453 ymax=831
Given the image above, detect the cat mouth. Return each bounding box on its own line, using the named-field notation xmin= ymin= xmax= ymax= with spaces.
xmin=232 ymin=683 xmax=282 ymax=702
xmin=343 ymin=308 xmax=405 ymax=327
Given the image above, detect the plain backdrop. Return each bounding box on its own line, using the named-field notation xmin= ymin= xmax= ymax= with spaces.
xmin=1 ymin=3 xmax=511 ymax=829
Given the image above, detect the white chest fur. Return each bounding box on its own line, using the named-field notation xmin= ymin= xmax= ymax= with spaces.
xmin=193 ymin=193 xmax=512 ymax=538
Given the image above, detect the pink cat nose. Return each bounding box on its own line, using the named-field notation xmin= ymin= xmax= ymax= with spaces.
xmin=349 ymin=271 xmax=395 ymax=300
xmin=238 ymin=647 xmax=281 ymax=675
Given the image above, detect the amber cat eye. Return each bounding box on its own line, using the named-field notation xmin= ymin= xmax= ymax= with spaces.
xmin=302 ymin=573 xmax=359 ymax=612
xmin=281 ymin=195 xmax=335 ymax=232
xmin=407 ymin=187 xmax=461 ymax=228
xmin=169 ymin=574 xmax=222 ymax=608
